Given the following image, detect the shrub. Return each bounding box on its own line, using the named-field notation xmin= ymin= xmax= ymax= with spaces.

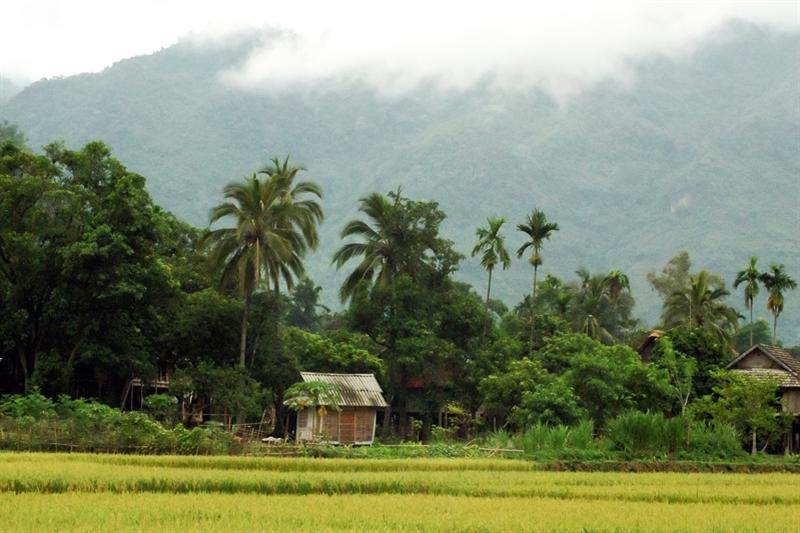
xmin=515 ymin=420 xmax=596 ymax=453
xmin=607 ymin=411 xmax=687 ymax=456
xmin=430 ymin=425 xmax=457 ymax=443
xmin=686 ymin=421 xmax=744 ymax=459
xmin=144 ymin=394 xmax=179 ymax=427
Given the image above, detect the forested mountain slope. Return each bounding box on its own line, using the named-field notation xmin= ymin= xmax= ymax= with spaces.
xmin=2 ymin=26 xmax=798 ymax=341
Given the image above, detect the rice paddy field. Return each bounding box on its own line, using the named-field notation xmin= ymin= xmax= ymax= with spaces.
xmin=0 ymin=453 xmax=798 ymax=532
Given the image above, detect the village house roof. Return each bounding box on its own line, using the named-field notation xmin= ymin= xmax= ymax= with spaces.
xmin=726 ymin=344 xmax=800 ymax=388
xmin=300 ymin=372 xmax=388 ymax=407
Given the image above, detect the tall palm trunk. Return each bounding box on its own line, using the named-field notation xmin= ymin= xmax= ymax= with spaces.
xmin=529 ymin=265 xmax=538 ymax=356
xmin=773 ymin=313 xmax=778 ymax=341
xmin=749 ymin=304 xmax=753 ymax=346
xmin=239 ymin=290 xmax=251 ymax=369
xmin=485 ymin=268 xmax=493 ymax=306
xmin=236 ymin=290 xmax=251 ymax=425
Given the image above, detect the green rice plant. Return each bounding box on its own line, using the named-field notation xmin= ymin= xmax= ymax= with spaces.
xmin=2 ymin=492 xmax=800 ymax=532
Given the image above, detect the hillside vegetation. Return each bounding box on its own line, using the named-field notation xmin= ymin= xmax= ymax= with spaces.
xmin=1 ymin=25 xmax=798 ymax=338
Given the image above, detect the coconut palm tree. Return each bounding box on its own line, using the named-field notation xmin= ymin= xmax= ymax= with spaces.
xmin=202 ymin=163 xmax=322 ymax=368
xmin=258 ymin=156 xmax=324 ymax=294
xmin=760 ymin=263 xmax=797 ymax=340
xmin=604 ymin=270 xmax=631 ymax=308
xmin=471 ymin=216 xmax=511 ymax=306
xmin=663 ymin=270 xmax=739 ymax=344
xmin=516 ymin=209 xmax=559 ymax=354
xmin=733 ymin=256 xmax=761 ymax=346
xmin=332 ymin=192 xmax=402 ymax=302
xmin=568 ymin=268 xmax=632 ymax=343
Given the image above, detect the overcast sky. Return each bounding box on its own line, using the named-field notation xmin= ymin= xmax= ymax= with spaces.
xmin=2 ymin=1 xmax=798 ymax=99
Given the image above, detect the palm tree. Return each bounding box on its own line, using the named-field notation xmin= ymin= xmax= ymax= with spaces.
xmin=733 ymin=256 xmax=761 ymax=346
xmin=517 ymin=209 xmax=559 ymax=354
xmin=604 ymin=270 xmax=630 ymax=307
xmin=202 ymin=163 xmax=322 ymax=368
xmin=568 ymin=268 xmax=630 ymax=343
xmin=471 ymin=216 xmax=511 ymax=306
xmin=760 ymin=263 xmax=797 ymax=340
xmin=332 ymin=192 xmax=401 ymax=301
xmin=258 ymin=156 xmax=324 ymax=294
xmin=663 ymin=270 xmax=739 ymax=344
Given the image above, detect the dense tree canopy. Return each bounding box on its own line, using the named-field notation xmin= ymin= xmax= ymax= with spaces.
xmin=1 ymin=136 xmax=797 ymax=453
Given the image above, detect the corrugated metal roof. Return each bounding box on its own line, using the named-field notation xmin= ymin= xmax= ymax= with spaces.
xmin=300 ymin=372 xmax=388 ymax=407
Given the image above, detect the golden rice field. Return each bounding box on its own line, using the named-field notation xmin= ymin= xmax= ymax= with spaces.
xmin=0 ymin=453 xmax=798 ymax=532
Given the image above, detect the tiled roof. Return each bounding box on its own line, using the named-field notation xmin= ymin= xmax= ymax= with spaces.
xmin=730 ymin=368 xmax=800 ymax=388
xmin=727 ymin=344 xmax=800 ymax=388
xmin=300 ymin=372 xmax=388 ymax=407
xmin=758 ymin=344 xmax=800 ymax=375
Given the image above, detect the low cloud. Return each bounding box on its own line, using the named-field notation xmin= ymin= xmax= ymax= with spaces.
xmin=219 ymin=2 xmax=799 ymax=101
xmin=2 ymin=1 xmax=797 ymax=101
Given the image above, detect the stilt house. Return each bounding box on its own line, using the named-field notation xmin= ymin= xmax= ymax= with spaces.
xmin=726 ymin=344 xmax=800 ymax=453
xmin=295 ymin=372 xmax=387 ymax=445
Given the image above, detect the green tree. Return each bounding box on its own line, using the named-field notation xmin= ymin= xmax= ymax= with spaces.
xmin=733 ymin=256 xmax=761 ymax=346
xmin=732 ymin=319 xmax=774 ymax=354
xmin=651 ymin=337 xmax=696 ymax=416
xmin=513 ymin=378 xmax=585 ymax=428
xmin=201 ymin=164 xmax=322 ymax=368
xmin=0 ymin=121 xmax=25 ymax=147
xmin=471 ymin=216 xmax=511 ymax=305
xmin=258 ymin=157 xmax=324 ymax=293
xmin=647 ymin=251 xmax=692 ymax=301
xmin=604 ymin=270 xmax=631 ymax=307
xmin=654 ymin=326 xmax=731 ymax=398
xmin=531 ymin=333 xmax=669 ymax=428
xmin=516 ymin=209 xmax=559 ymax=354
xmin=663 ymin=270 xmax=739 ymax=345
xmin=1 ymin=141 xmax=184 ymax=398
xmin=286 ymin=277 xmax=325 ymax=330
xmin=694 ymin=371 xmax=792 ymax=454
xmin=333 ymin=189 xmax=457 ymax=301
xmin=567 ymin=268 xmax=635 ymax=344
xmin=760 ymin=263 xmax=797 ymax=340
xmin=480 ymin=358 xmax=550 ymax=428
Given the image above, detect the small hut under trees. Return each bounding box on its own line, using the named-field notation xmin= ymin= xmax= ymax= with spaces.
xmin=295 ymin=372 xmax=387 ymax=445
xmin=726 ymin=344 xmax=800 ymax=453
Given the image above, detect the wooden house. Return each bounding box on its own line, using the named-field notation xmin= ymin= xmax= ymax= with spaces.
xmin=295 ymin=372 xmax=387 ymax=445
xmin=726 ymin=344 xmax=800 ymax=453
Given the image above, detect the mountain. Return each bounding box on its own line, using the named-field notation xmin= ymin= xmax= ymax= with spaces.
xmin=0 ymin=76 xmax=22 ymax=105
xmin=2 ymin=25 xmax=799 ymax=342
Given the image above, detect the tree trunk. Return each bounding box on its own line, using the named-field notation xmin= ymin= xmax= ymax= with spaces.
xmin=529 ymin=265 xmax=538 ymax=356
xmin=749 ymin=304 xmax=754 ymax=346
xmin=485 ymin=268 xmax=493 ymax=307
xmin=239 ymin=290 xmax=251 ymax=369
xmin=751 ymin=428 xmax=757 ymax=455
xmin=773 ymin=314 xmax=778 ymax=342
xmin=236 ymin=290 xmax=252 ymax=425
xmin=398 ymin=396 xmax=408 ymax=440
xmin=381 ymin=403 xmax=393 ymax=439
xmin=17 ymin=348 xmax=29 ymax=393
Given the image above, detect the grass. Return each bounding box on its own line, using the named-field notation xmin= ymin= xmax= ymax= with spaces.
xmin=0 ymin=453 xmax=798 ymax=531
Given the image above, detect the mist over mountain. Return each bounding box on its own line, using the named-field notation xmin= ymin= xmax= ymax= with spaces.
xmin=2 ymin=24 xmax=798 ymax=342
